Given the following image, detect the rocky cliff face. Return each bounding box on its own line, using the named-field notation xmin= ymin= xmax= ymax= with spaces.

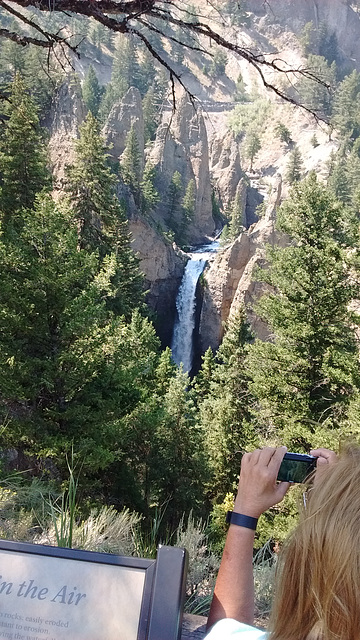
xmin=249 ymin=0 xmax=360 ymax=64
xmin=129 ymin=216 xmax=185 ymax=345
xmin=198 ymin=176 xmax=285 ymax=352
xmin=150 ymin=95 xmax=215 ymax=243
xmin=47 ymin=79 xmax=86 ymax=184
xmin=209 ymin=130 xmax=244 ymax=210
xmin=102 ymin=87 xmax=144 ymax=169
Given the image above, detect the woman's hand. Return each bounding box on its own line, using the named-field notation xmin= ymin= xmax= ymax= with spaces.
xmin=234 ymin=446 xmax=290 ymax=519
xmin=310 ymin=447 xmax=338 ymax=484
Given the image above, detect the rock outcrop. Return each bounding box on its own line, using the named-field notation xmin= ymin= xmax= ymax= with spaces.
xmin=249 ymin=0 xmax=360 ymax=66
xmin=103 ymin=87 xmax=144 ymax=168
xmin=129 ymin=216 xmax=185 ymax=345
xmin=209 ymin=130 xmax=244 ymax=209
xmin=47 ymin=79 xmax=86 ymax=183
xmin=199 ymin=176 xmax=285 ymax=352
xmin=150 ymin=95 xmax=215 ymax=243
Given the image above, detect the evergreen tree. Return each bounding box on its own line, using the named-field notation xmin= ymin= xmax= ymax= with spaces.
xmin=140 ymin=161 xmax=160 ymax=214
xmin=327 ymin=153 xmax=352 ymax=205
xmin=121 ymin=124 xmax=142 ymax=205
xmin=171 ymin=27 xmax=185 ymax=65
xmin=155 ymin=367 xmax=209 ymax=526
xmin=208 ymin=49 xmax=227 ymax=78
xmin=234 ymin=73 xmax=248 ymax=103
xmin=197 ymin=309 xmax=255 ymax=501
xmin=181 ymin=178 xmax=196 ymax=241
xmin=82 ymin=65 xmax=103 ymax=117
xmin=297 ymin=54 xmax=336 ymax=117
xmin=112 ymin=34 xmax=142 ymax=97
xmin=167 ymin=170 xmax=183 ymax=235
xmin=0 ymin=194 xmax=150 ymax=478
xmin=332 ymin=70 xmax=360 ymax=140
xmin=275 ymin=122 xmax=292 ymax=144
xmin=244 ymin=131 xmax=261 ymax=171
xmin=143 ymin=86 xmax=159 ymax=143
xmin=98 ymin=82 xmax=117 ymax=123
xmin=0 ymin=73 xmax=50 ymax=228
xmin=247 ymin=174 xmax=360 ymax=449
xmin=65 ymin=113 xmax=143 ymax=317
xmin=228 ymin=185 xmax=245 ymax=238
xmin=285 ymin=145 xmax=304 ymax=184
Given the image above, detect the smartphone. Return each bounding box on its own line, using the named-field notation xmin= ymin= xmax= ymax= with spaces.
xmin=277 ymin=452 xmax=317 ymax=483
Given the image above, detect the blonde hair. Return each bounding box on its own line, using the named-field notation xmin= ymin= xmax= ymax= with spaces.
xmin=269 ymin=447 xmax=360 ymax=640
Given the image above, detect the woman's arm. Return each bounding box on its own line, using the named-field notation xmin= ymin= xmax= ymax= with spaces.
xmin=206 ymin=446 xmax=290 ymax=630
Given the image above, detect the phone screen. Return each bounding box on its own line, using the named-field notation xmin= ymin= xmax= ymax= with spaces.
xmin=277 ymin=453 xmax=317 ymax=483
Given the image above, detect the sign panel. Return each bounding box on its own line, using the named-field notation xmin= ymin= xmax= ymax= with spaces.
xmin=0 ymin=542 xmax=152 ymax=640
xmin=0 ymin=540 xmax=187 ymax=640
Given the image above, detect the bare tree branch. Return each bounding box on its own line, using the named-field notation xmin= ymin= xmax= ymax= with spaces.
xmin=0 ymin=0 xmax=331 ymax=120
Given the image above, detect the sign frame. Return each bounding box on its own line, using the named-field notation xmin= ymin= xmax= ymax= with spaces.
xmin=0 ymin=539 xmax=188 ymax=640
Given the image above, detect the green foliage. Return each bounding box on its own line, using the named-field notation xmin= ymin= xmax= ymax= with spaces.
xmin=111 ymin=34 xmax=141 ymax=98
xmin=121 ymin=124 xmax=142 ymax=205
xmin=197 ymin=309 xmax=256 ymax=501
xmin=143 ymin=86 xmax=159 ymax=143
xmin=82 ymin=65 xmax=103 ymax=117
xmin=274 ymin=122 xmax=292 ymax=144
xmin=300 ymin=20 xmax=339 ymax=65
xmin=154 ymin=367 xmax=209 ymax=527
xmin=297 ymin=54 xmax=336 ymax=117
xmin=229 ymin=99 xmax=271 ymax=136
xmin=228 ymin=185 xmax=245 ymax=239
xmin=234 ymin=73 xmax=249 ymax=103
xmin=222 ymin=0 xmax=250 ymax=26
xmin=180 ymin=178 xmax=196 ymax=243
xmin=66 ymin=113 xmax=144 ymax=317
xmin=247 ymin=174 xmax=360 ymax=449
xmin=140 ymin=161 xmax=160 ymax=214
xmin=244 ymin=131 xmax=261 ymax=171
xmin=285 ymin=145 xmax=303 ymax=184
xmin=332 ymin=70 xmax=360 ymax=139
xmin=0 ymin=73 xmax=50 ymax=227
xmin=206 ymin=49 xmax=228 ymax=78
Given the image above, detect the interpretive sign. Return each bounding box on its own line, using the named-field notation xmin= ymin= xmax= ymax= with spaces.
xmin=0 ymin=540 xmax=188 ymax=640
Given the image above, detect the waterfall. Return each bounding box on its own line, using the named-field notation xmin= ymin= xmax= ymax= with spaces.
xmin=171 ymin=241 xmax=219 ymax=373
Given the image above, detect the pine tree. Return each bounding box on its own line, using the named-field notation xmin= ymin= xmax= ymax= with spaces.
xmin=197 ymin=309 xmax=255 ymax=501
xmin=112 ymin=34 xmax=141 ymax=98
xmin=0 ymin=194 xmax=149 ymax=477
xmin=65 ymin=113 xmax=143 ymax=317
xmin=229 ymin=185 xmax=245 ymax=239
xmin=98 ymin=82 xmax=117 ymax=123
xmin=167 ymin=170 xmax=183 ymax=237
xmin=275 ymin=122 xmax=292 ymax=144
xmin=332 ymin=70 xmax=360 ymax=140
xmin=247 ymin=174 xmax=360 ymax=449
xmin=298 ymin=54 xmax=336 ymax=117
xmin=143 ymin=86 xmax=159 ymax=143
xmin=155 ymin=367 xmax=209 ymax=526
xmin=0 ymin=73 xmax=50 ymax=228
xmin=82 ymin=65 xmax=103 ymax=117
xmin=179 ymin=178 xmax=196 ymax=244
xmin=244 ymin=131 xmax=261 ymax=171
xmin=121 ymin=124 xmax=142 ymax=205
xmin=285 ymin=145 xmax=304 ymax=184
xmin=140 ymin=160 xmax=160 ymax=214
xmin=234 ymin=73 xmax=248 ymax=103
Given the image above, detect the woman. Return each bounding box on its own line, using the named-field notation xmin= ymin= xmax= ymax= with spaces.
xmin=205 ymin=445 xmax=360 ymax=639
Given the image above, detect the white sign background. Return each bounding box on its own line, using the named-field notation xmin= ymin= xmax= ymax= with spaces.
xmin=0 ymin=549 xmax=146 ymax=640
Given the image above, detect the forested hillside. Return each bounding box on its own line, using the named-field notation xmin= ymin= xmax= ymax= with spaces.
xmin=1 ymin=0 xmax=360 ymax=615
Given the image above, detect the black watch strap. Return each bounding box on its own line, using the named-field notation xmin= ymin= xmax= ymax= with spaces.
xmin=226 ymin=510 xmax=258 ymax=530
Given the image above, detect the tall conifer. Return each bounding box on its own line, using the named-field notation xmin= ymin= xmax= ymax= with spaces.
xmin=247 ymin=174 xmax=360 ymax=448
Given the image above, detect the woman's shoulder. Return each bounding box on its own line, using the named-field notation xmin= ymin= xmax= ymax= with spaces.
xmin=204 ymin=619 xmax=268 ymax=640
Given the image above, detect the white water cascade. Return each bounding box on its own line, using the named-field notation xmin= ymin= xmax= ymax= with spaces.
xmin=171 ymin=241 xmax=219 ymax=373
